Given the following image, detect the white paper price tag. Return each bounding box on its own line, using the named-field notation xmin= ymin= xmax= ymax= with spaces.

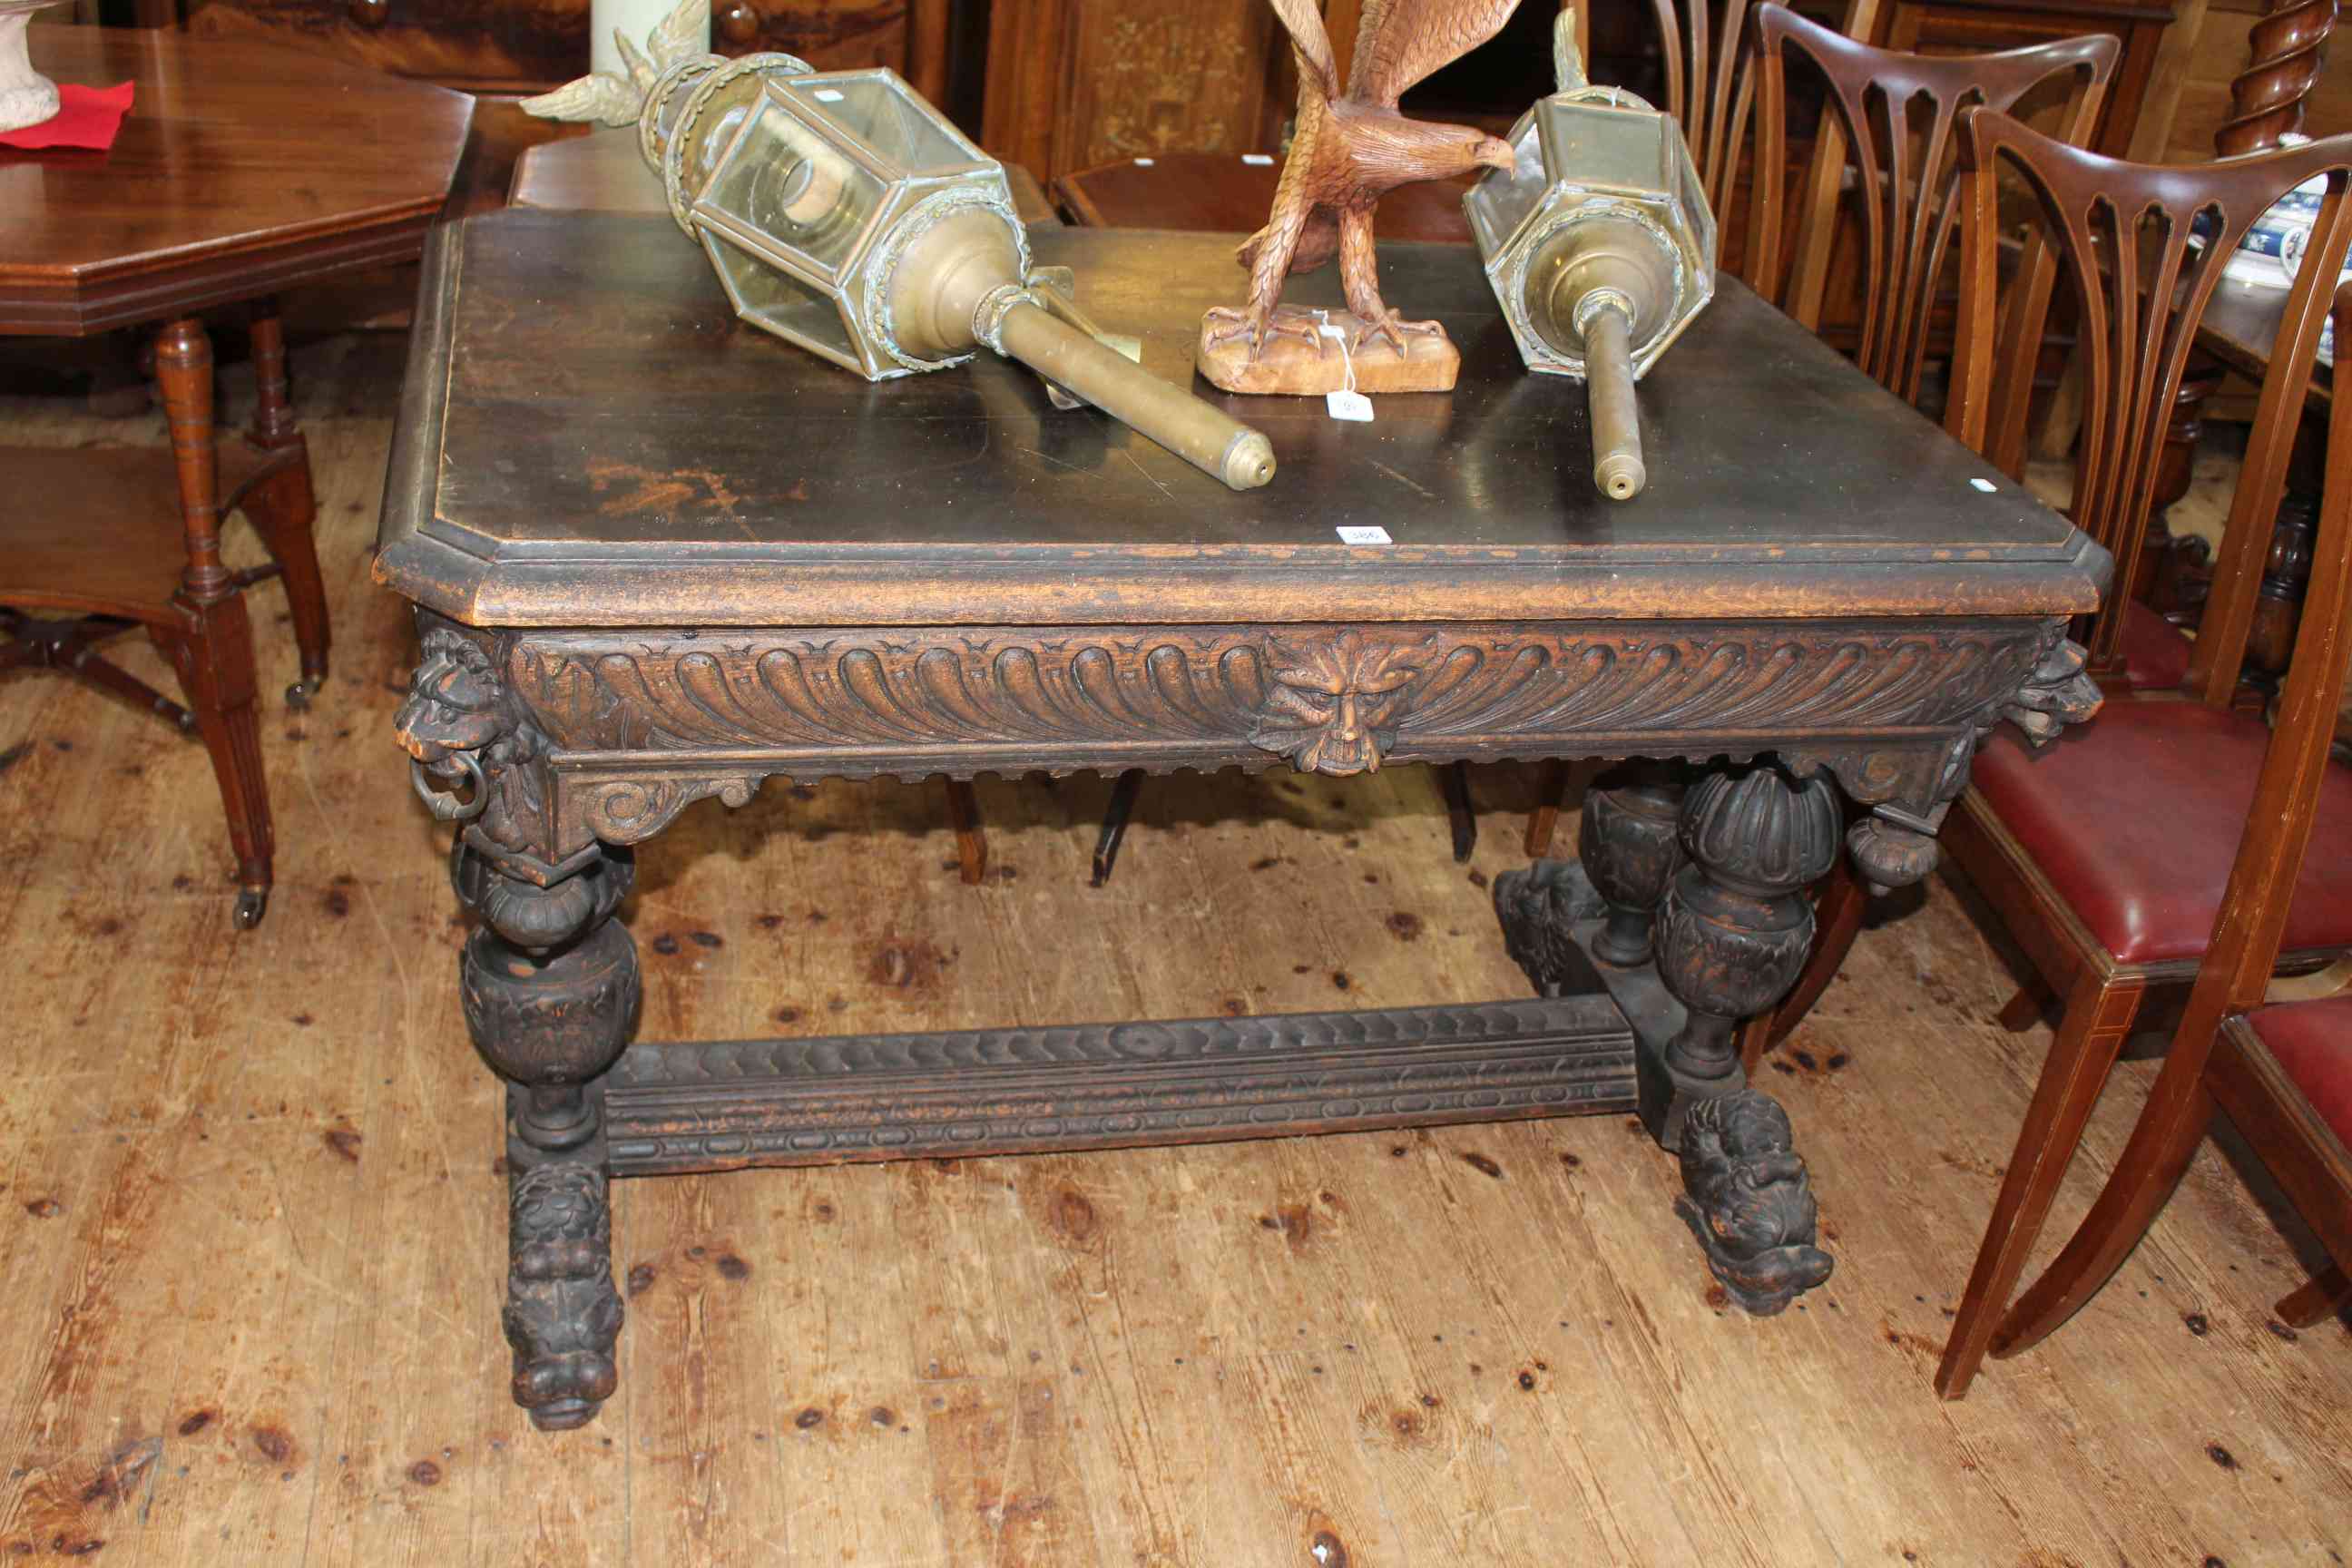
xmin=1326 ymin=388 xmax=1375 ymax=422
xmin=1336 ymin=524 xmax=1394 ymax=544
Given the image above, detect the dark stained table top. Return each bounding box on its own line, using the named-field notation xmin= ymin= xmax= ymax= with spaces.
xmin=2200 ymin=274 xmax=2334 ymax=408
xmin=0 ymin=29 xmax=474 ymax=335
xmin=377 ymin=211 xmax=2105 ymax=629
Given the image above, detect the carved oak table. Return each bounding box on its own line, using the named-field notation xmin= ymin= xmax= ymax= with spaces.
xmin=377 ymin=209 xmax=2108 ymax=1430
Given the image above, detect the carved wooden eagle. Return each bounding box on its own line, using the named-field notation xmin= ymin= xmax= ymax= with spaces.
xmin=1208 ymin=0 xmax=1522 ymax=357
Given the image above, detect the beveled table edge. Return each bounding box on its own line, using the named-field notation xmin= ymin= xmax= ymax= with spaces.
xmin=373 ymin=222 xmax=2112 ymax=629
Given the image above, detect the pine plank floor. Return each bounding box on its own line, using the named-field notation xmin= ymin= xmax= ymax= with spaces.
xmin=1 ymin=334 xmax=2347 ymax=1567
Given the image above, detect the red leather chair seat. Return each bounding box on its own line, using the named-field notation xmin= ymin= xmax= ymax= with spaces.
xmin=2119 ymin=600 xmax=2191 ymax=691
xmin=2247 ymin=995 xmax=2352 ymax=1156
xmin=1971 ymin=699 xmax=2352 ymax=965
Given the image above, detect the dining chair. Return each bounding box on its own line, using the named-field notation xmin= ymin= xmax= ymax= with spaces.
xmin=1525 ymin=9 xmax=2119 ymax=867
xmin=1744 ymin=107 xmax=2352 ymax=1069
xmin=1891 ymin=108 xmax=2352 ymax=1394
xmin=0 ymin=299 xmax=328 ymax=928
xmin=1744 ymin=3 xmax=2117 ymax=405
xmin=1941 ymin=276 xmax=2352 ymax=1394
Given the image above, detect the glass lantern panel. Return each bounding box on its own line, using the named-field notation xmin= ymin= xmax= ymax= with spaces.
xmin=1465 ymin=113 xmax=1547 ymax=258
xmin=701 ymin=95 xmax=890 ymax=278
xmin=784 ymin=74 xmax=985 ymax=176
xmin=1680 ymin=136 xmax=1719 ymax=268
xmin=1538 ymin=101 xmax=1667 ymax=195
xmin=700 ymin=230 xmax=865 ymax=373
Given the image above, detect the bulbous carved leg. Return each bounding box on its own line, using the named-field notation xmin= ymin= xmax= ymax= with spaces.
xmin=1654 ymin=764 xmax=1840 ymax=1093
xmin=459 ymin=846 xmax=641 ymax=1430
xmin=1494 ymin=764 xmax=1687 ymax=992
xmin=1580 ymin=763 xmax=1687 ymax=965
xmin=1651 ymin=760 xmax=1838 ymax=1313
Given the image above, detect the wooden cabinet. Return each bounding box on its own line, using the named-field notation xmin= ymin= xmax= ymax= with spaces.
xmin=181 ymin=0 xmax=947 ymax=93
xmin=981 ymin=0 xmax=2187 ymax=185
xmin=983 ymin=0 xmax=1294 ymax=181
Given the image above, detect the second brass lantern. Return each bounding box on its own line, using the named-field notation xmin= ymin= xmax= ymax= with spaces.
xmin=1465 ymin=15 xmax=1717 ymax=500
xmin=539 ymin=37 xmax=1275 ymax=492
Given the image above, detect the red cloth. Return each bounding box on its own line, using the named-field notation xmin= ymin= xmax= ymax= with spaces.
xmin=0 ymin=81 xmax=134 ymax=152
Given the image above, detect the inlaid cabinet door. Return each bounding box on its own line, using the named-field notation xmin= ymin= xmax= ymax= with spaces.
xmin=983 ymin=0 xmax=1295 ymax=181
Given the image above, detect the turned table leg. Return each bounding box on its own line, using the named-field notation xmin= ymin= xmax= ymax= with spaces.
xmin=1650 ymin=760 xmax=1839 ymax=1313
xmin=1502 ymin=757 xmax=1839 ymax=1316
xmin=1579 ymin=761 xmax=1684 ymax=965
xmin=456 ymin=844 xmax=641 ymax=1430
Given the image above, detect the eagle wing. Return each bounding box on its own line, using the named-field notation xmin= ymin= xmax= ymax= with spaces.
xmin=1269 ymin=0 xmax=1339 ymax=101
xmin=1348 ymin=0 xmax=1525 ymax=107
xmin=518 ymin=72 xmax=644 ymax=127
xmin=648 ymin=0 xmax=713 ymax=66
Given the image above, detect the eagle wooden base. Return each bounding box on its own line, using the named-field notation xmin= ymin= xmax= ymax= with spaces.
xmin=1196 ymin=305 xmax=1461 ymax=395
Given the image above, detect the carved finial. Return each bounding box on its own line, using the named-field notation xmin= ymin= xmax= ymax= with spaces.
xmin=520 ymin=0 xmax=712 ymax=126
xmin=1554 ymin=8 xmax=1588 ymax=94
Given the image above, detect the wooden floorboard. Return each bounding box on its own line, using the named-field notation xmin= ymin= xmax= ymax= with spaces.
xmin=2 ymin=334 xmax=2347 ymax=1566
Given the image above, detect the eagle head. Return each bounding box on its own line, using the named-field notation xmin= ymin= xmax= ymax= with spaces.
xmin=1471 ymin=133 xmax=1517 ymax=173
xmin=1350 ymin=113 xmax=1518 ymax=194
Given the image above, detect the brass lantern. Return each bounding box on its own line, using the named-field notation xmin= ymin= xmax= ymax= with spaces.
xmin=530 ymin=34 xmax=1276 ymax=492
xmin=1465 ymin=14 xmax=1716 ymax=500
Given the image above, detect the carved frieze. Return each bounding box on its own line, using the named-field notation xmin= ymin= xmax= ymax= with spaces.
xmin=478 ymin=619 xmax=2058 ymax=853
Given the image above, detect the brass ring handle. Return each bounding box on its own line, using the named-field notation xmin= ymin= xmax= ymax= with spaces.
xmin=348 ymin=0 xmax=390 ymax=29
xmin=410 ymin=752 xmax=488 ymax=822
xmin=718 ymin=2 xmax=762 ymax=44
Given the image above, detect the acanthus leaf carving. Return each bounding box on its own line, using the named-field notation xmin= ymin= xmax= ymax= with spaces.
xmin=573 ymin=771 xmax=761 ymax=847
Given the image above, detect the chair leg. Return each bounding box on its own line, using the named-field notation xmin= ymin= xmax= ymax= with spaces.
xmin=1988 ymin=1073 xmax=2222 ymax=1365
xmin=2276 ymin=1263 xmax=2351 ymax=1328
xmin=1997 ymin=977 xmax=2054 ymax=1033
xmin=1442 ymin=762 xmax=1476 ymax=862
xmin=1739 ymin=858 xmax=1867 ymax=1072
xmin=154 ymin=601 xmax=274 ymax=928
xmin=1524 ymin=758 xmax=1571 ymax=858
xmin=239 ymin=299 xmax=328 ymax=706
xmin=942 ymin=779 xmax=985 ymax=887
xmin=1091 ymin=769 xmax=1142 ymax=887
xmin=1936 ymin=972 xmax=2144 ymax=1399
